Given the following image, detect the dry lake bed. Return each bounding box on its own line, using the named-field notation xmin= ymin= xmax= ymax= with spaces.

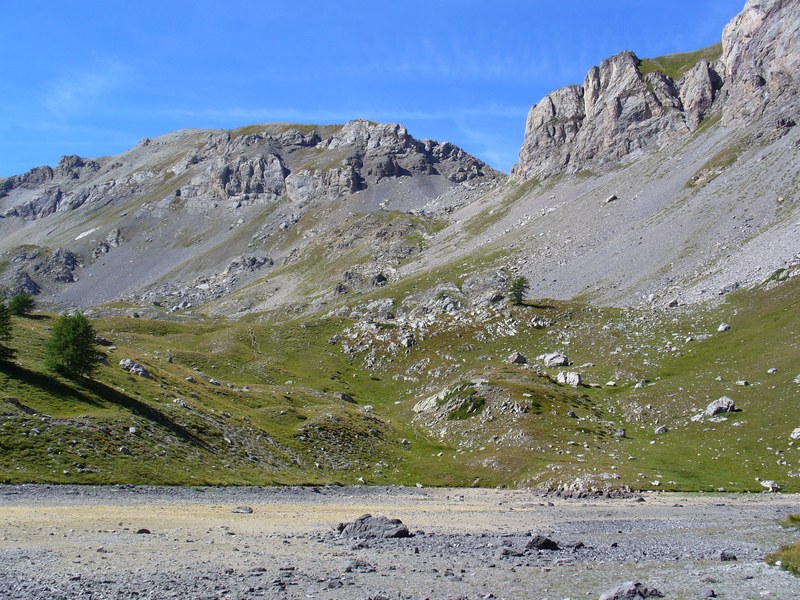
xmin=1 ymin=485 xmax=800 ymax=599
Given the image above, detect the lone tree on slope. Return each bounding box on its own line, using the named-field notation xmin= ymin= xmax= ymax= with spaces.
xmin=45 ymin=313 xmax=98 ymax=378
xmin=509 ymin=275 xmax=530 ymax=306
xmin=0 ymin=302 xmax=15 ymax=361
xmin=9 ymin=292 xmax=35 ymax=316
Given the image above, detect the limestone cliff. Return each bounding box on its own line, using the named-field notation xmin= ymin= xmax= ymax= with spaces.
xmin=512 ymin=0 xmax=798 ymax=181
xmin=721 ymin=0 xmax=800 ymax=124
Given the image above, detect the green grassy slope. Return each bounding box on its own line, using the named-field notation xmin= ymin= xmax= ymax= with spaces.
xmin=1 ymin=274 xmax=798 ymax=490
xmin=638 ymin=42 xmax=723 ymax=80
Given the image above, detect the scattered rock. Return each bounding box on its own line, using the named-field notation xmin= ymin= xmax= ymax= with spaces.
xmin=613 ymin=428 xmax=626 ymax=438
xmin=135 ymin=528 xmax=151 ymax=535
xmin=654 ymin=425 xmax=668 ymax=435
xmin=232 ymin=506 xmax=254 ymax=514
xmin=720 ymin=550 xmax=737 ymax=561
xmin=790 ymin=428 xmax=800 ymax=440
xmin=700 ymin=587 xmax=717 ymax=599
xmin=705 ymin=396 xmax=735 ymax=416
xmin=717 ymin=323 xmax=731 ymax=332
xmin=343 ymin=558 xmax=376 ymax=573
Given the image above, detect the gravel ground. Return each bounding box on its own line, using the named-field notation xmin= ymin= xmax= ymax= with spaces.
xmin=1 ymin=485 xmax=799 ymax=599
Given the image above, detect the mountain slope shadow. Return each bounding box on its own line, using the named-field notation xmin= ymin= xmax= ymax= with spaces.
xmin=81 ymin=379 xmax=216 ymax=452
xmin=0 ymin=362 xmax=103 ymax=407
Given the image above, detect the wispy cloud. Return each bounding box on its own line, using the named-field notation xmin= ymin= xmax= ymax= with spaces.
xmin=41 ymin=59 xmax=127 ymax=116
xmin=139 ymin=103 xmax=530 ymax=125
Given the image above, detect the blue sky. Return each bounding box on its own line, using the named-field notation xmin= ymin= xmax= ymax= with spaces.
xmin=0 ymin=1 xmax=744 ymax=177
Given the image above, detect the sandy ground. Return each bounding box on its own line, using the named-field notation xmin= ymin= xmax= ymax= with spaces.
xmin=1 ymin=485 xmax=800 ymax=599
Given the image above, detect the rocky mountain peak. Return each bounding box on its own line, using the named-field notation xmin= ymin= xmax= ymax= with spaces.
xmin=721 ymin=0 xmax=800 ymax=124
xmin=512 ymin=0 xmax=797 ymax=181
xmin=511 ymin=48 xmax=696 ymax=180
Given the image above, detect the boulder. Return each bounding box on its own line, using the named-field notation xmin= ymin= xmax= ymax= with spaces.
xmin=336 ymin=514 xmax=412 ymax=539
xmin=507 ymin=351 xmax=528 ymax=365
xmin=542 ymin=352 xmax=570 ymax=367
xmin=790 ymin=428 xmax=800 ymax=440
xmin=599 ymin=581 xmax=664 ymax=600
xmin=119 ymin=358 xmax=151 ymax=378
xmin=557 ymin=371 xmax=582 ymax=387
xmin=600 ymin=581 xmax=664 ymax=600
xmin=760 ymin=480 xmax=780 ymax=493
xmin=717 ymin=322 xmax=732 ymax=332
xmin=525 ymin=535 xmax=559 ymax=551
xmin=654 ymin=425 xmax=668 ymax=435
xmin=720 ymin=550 xmax=738 ymax=561
xmin=705 ymin=396 xmax=735 ymax=416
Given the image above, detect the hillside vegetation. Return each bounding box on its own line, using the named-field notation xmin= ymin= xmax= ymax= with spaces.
xmin=2 ymin=273 xmax=798 ymax=492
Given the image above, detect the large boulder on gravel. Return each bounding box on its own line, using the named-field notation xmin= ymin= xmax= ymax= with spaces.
xmin=705 ymin=396 xmax=736 ymax=416
xmin=336 ymin=514 xmax=412 ymax=539
xmin=599 ymin=581 xmax=664 ymax=599
xmin=526 ymin=535 xmax=559 ymax=551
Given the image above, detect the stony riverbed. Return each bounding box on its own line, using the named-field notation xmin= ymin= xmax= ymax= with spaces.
xmin=1 ymin=485 xmax=799 ymax=599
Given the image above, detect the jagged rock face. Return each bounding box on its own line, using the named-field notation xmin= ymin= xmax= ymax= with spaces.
xmin=286 ymin=120 xmax=499 ymax=205
xmin=3 ymin=120 xmax=500 ymax=220
xmin=721 ymin=0 xmax=800 ymax=124
xmin=680 ymin=60 xmax=725 ymax=127
xmin=512 ymin=51 xmax=700 ymax=180
xmin=513 ymin=1 xmax=798 ymax=181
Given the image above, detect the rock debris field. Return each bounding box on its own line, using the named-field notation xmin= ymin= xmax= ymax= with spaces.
xmin=1 ymin=485 xmax=800 ymax=599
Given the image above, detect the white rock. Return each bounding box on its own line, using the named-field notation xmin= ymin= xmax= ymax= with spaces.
xmin=540 ymin=352 xmax=569 ymax=367
xmin=556 ymin=371 xmax=582 ymax=387
xmin=760 ymin=480 xmax=781 ymax=492
xmin=706 ymin=396 xmax=736 ymax=416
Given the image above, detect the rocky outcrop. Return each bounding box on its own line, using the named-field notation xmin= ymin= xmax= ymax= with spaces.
xmin=513 ymin=0 xmax=797 ymax=180
xmin=287 ymin=120 xmax=500 ymax=205
xmin=721 ymin=0 xmax=800 ymax=124
xmin=512 ymin=50 xmax=721 ymax=180
xmin=680 ymin=59 xmax=725 ymax=127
